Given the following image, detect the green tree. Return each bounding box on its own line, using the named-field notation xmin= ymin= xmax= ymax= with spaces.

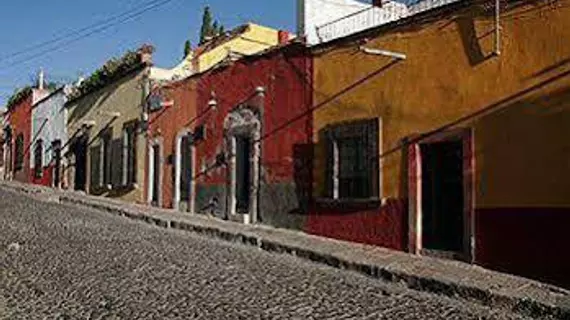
xmin=183 ymin=40 xmax=192 ymax=58
xmin=199 ymin=6 xmax=214 ymax=45
xmin=199 ymin=6 xmax=225 ymax=45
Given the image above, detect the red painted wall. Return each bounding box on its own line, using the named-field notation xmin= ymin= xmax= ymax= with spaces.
xmin=305 ymin=199 xmax=407 ymax=250
xmin=195 ymin=43 xmax=313 ymax=224
xmin=30 ymin=165 xmax=54 ymax=187
xmin=8 ymin=94 xmax=33 ymax=183
xmin=475 ymin=207 xmax=570 ymax=289
xmin=196 ymin=43 xmax=313 ymax=186
xmin=145 ymin=79 xmax=197 ymax=208
xmin=195 ymin=43 xmax=407 ymax=250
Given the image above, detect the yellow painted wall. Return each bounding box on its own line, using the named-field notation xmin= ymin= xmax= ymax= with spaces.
xmin=313 ymin=0 xmax=570 ymax=208
xmin=66 ymin=68 xmax=147 ymax=203
xmin=197 ymin=23 xmax=279 ymax=72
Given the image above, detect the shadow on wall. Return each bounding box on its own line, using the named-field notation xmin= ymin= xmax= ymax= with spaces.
xmin=455 ymin=14 xmax=494 ymax=66
xmin=297 ymin=127 xmax=408 ymax=251
xmin=292 ymin=143 xmax=314 ymax=214
xmin=474 ymin=83 xmax=570 ymax=289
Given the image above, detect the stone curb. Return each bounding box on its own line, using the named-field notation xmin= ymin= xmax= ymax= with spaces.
xmin=1 ymin=182 xmax=569 ymax=319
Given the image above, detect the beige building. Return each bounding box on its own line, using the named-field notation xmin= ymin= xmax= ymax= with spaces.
xmin=65 ymin=45 xmax=153 ymax=204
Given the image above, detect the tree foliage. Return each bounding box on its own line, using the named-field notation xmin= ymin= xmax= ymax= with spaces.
xmin=183 ymin=40 xmax=192 ymax=58
xmin=69 ymin=46 xmax=153 ymax=101
xmin=198 ymin=6 xmax=224 ymax=45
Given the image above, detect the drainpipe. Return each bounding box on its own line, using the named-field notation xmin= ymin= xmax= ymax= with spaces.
xmin=494 ymin=0 xmax=501 ymax=56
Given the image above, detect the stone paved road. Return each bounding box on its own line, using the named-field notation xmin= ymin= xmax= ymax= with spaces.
xmin=0 ymin=190 xmax=548 ymax=319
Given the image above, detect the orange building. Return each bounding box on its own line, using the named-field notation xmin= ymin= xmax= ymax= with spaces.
xmin=145 ymin=79 xmax=197 ymax=210
xmin=311 ymin=0 xmax=570 ymax=288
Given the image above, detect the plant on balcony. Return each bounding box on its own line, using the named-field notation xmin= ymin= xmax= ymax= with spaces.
xmin=69 ymin=44 xmax=154 ymax=101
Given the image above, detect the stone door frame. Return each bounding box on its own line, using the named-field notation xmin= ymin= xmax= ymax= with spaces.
xmin=147 ymin=137 xmax=164 ymax=207
xmin=224 ymin=105 xmax=261 ymax=225
xmin=173 ymin=129 xmax=195 ymax=213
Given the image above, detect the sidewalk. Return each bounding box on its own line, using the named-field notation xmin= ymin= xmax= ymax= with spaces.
xmin=1 ymin=180 xmax=569 ymax=318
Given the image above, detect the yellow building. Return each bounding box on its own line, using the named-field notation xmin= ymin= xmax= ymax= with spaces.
xmin=311 ymin=0 xmax=570 ymax=288
xmin=150 ymin=23 xmax=287 ymax=82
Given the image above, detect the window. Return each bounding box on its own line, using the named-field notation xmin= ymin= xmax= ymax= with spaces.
xmin=180 ymin=134 xmax=192 ymax=201
xmin=14 ymin=134 xmax=24 ymax=171
xmin=34 ymin=139 xmax=43 ymax=178
xmin=324 ymin=118 xmax=380 ymax=200
xmin=122 ymin=123 xmax=137 ymax=186
xmin=100 ymin=130 xmax=112 ymax=187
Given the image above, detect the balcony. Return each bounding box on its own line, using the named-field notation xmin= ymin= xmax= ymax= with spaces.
xmin=315 ymin=0 xmax=459 ymax=44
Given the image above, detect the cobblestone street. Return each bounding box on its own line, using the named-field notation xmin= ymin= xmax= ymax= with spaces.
xmin=0 ymin=190 xmax=547 ymax=319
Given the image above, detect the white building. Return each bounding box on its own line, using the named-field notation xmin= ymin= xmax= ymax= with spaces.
xmin=297 ymin=0 xmax=458 ymax=45
xmin=30 ymin=85 xmax=72 ymax=187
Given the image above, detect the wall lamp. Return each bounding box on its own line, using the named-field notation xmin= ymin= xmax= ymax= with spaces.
xmin=359 ymin=46 xmax=407 ymax=60
xmin=208 ymin=99 xmax=217 ymax=111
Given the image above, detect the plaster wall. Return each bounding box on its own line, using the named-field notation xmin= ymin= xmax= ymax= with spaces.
xmin=195 ymin=44 xmax=313 ymax=226
xmin=313 ymin=0 xmax=570 ymax=286
xmin=66 ymin=68 xmax=147 ymax=203
xmin=197 ymin=24 xmax=280 ymax=72
xmin=31 ymin=89 xmax=68 ymax=186
xmin=144 ymin=78 xmax=197 ymax=209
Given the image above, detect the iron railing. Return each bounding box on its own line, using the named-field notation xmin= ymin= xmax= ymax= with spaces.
xmin=315 ymin=0 xmax=460 ymax=44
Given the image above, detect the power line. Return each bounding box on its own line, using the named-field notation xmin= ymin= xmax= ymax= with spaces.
xmin=0 ymin=0 xmax=178 ymax=72
xmin=0 ymin=0 xmax=170 ymax=65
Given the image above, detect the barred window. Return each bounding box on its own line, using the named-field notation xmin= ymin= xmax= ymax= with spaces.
xmin=100 ymin=130 xmax=112 ymax=187
xmin=34 ymin=139 xmax=43 ymax=178
xmin=180 ymin=134 xmax=192 ymax=201
xmin=324 ymin=118 xmax=380 ymax=200
xmin=122 ymin=123 xmax=137 ymax=186
xmin=14 ymin=133 xmax=24 ymax=171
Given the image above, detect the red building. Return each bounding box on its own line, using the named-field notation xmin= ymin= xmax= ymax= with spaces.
xmin=145 ymin=79 xmax=197 ymax=210
xmin=194 ymin=42 xmax=314 ymax=226
xmin=5 ymin=85 xmax=49 ymax=183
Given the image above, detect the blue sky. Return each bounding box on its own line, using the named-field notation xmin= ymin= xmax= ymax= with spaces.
xmin=0 ymin=0 xmax=296 ymax=106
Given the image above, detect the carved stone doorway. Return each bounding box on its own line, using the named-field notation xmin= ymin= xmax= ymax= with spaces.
xmin=224 ymin=106 xmax=261 ymax=224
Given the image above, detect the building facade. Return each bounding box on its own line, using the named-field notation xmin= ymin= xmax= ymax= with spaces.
xmin=194 ymin=43 xmax=313 ymax=227
xmin=144 ymin=24 xmax=292 ymax=212
xmin=145 ymin=78 xmax=197 ymax=210
xmin=312 ymin=0 xmax=570 ymax=287
xmin=65 ymin=46 xmax=153 ymax=203
xmin=297 ymin=0 xmax=409 ymax=45
xmin=30 ymin=86 xmax=72 ymax=187
xmin=5 ymin=85 xmax=50 ymax=183
xmin=150 ymin=23 xmax=288 ymax=82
